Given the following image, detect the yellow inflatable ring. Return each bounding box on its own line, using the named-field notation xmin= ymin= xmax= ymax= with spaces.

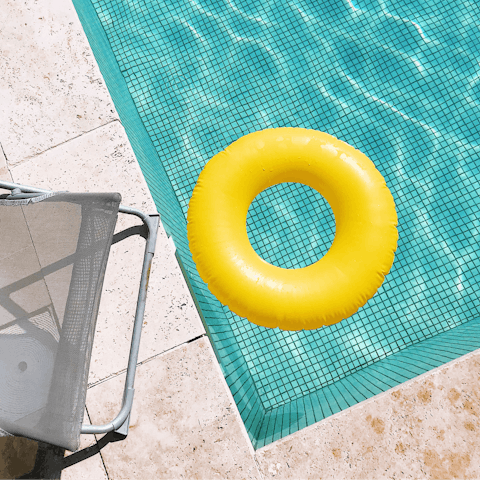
xmin=187 ymin=128 xmax=398 ymax=331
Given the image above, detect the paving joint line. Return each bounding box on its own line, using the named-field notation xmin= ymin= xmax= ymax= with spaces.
xmin=7 ymin=119 xmax=121 ymax=170
xmin=87 ymin=333 xmax=208 ymax=389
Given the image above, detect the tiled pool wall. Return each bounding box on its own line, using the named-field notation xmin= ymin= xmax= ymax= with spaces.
xmin=73 ymin=0 xmax=480 ymax=448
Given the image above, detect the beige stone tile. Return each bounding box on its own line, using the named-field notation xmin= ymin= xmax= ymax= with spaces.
xmin=10 ymin=121 xmax=152 ymax=211
xmin=88 ymin=221 xmax=204 ymax=384
xmin=62 ymin=409 xmax=108 ymax=480
xmin=0 ymin=204 xmax=36 ymax=267
xmin=0 ymin=0 xmax=118 ymax=167
xmin=0 ymin=145 xmax=12 ymax=182
xmin=255 ymin=349 xmax=480 ymax=480
xmin=10 ymin=121 xmax=204 ymax=383
xmin=86 ymin=337 xmax=261 ymax=479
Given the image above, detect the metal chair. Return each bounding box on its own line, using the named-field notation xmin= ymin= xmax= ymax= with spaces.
xmin=0 ymin=180 xmax=159 ymax=451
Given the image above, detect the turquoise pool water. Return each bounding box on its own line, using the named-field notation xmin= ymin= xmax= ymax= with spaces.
xmin=74 ymin=0 xmax=480 ymax=447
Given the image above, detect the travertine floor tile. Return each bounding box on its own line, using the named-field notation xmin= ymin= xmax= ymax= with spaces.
xmin=0 ymin=0 xmax=118 ymax=166
xmin=0 ymin=145 xmax=11 ymax=181
xmin=10 ymin=121 xmax=204 ymax=384
xmin=256 ymin=350 xmax=480 ymax=480
xmin=10 ymin=121 xmax=152 ymax=212
xmin=62 ymin=409 xmax=108 ymax=480
xmin=86 ymin=337 xmax=261 ymax=480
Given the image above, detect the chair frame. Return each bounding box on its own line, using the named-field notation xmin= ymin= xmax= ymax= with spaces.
xmin=0 ymin=180 xmax=160 ymax=438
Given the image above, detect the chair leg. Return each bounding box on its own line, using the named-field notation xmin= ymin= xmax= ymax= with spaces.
xmin=114 ymin=413 xmax=130 ymax=438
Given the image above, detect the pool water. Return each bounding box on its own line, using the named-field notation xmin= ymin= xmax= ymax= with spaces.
xmin=74 ymin=0 xmax=480 ymax=447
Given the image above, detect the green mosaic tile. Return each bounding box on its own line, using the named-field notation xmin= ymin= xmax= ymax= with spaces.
xmin=74 ymin=0 xmax=480 ymax=449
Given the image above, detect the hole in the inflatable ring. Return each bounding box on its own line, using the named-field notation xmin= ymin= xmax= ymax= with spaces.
xmin=246 ymin=182 xmax=336 ymax=269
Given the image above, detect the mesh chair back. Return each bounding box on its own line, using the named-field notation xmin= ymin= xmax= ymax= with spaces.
xmin=0 ymin=192 xmax=121 ymax=451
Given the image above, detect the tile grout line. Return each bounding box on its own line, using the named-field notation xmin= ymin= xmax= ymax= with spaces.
xmin=137 ymin=333 xmax=207 ymax=367
xmin=202 ymin=334 xmax=260 ymax=467
xmin=253 ymin=453 xmax=266 ymax=480
xmin=7 ymin=119 xmax=122 ymax=172
xmin=0 ymin=143 xmax=13 ymax=181
xmin=87 ymin=333 xmax=208 ymax=389
xmin=84 ymin=406 xmax=111 ymax=480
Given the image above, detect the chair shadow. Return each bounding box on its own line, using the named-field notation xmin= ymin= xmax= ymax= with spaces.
xmin=2 ymin=223 xmax=149 ymax=479
xmin=16 ymin=432 xmax=125 ymax=479
xmin=0 ymin=436 xmax=38 ymax=479
xmin=63 ymin=431 xmax=126 ymax=472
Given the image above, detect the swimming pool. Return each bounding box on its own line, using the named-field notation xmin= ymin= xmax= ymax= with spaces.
xmin=74 ymin=0 xmax=480 ymax=448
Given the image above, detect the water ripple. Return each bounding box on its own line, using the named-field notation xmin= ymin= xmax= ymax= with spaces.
xmin=92 ymin=0 xmax=480 ymax=408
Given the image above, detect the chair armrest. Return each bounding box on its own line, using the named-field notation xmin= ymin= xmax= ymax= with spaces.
xmin=80 ymin=209 xmax=159 ymax=435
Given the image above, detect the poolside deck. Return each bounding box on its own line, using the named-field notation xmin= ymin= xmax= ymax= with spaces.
xmin=0 ymin=0 xmax=479 ymax=478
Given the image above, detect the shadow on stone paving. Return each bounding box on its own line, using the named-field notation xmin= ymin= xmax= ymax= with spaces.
xmin=1 ymin=432 xmax=125 ymax=479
